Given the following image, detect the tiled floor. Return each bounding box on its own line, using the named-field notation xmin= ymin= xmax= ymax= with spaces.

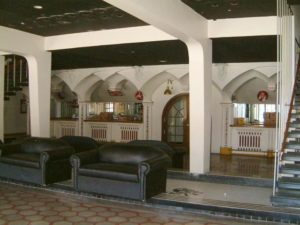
xmin=209 ymin=154 xmax=274 ymax=178
xmin=0 ymin=181 xmax=281 ymax=225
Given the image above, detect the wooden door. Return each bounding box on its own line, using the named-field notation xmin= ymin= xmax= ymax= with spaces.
xmin=162 ymin=94 xmax=189 ymax=169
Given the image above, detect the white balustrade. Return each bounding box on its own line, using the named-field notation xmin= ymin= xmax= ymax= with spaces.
xmin=231 ymin=126 xmax=275 ymax=153
xmin=51 ymin=120 xmax=79 ymax=138
xmin=84 ymin=121 xmax=144 ymax=142
xmin=83 ymin=122 xmax=112 ymax=142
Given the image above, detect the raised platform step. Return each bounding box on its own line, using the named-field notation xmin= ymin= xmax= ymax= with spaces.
xmin=278 ymin=177 xmax=300 ymax=190
xmin=282 ymin=152 xmax=300 ymax=161
xmin=280 ymin=163 xmax=300 ymax=175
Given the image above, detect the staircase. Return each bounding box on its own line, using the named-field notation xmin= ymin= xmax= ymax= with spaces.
xmin=4 ymin=55 xmax=29 ymax=101
xmin=272 ymin=59 xmax=300 ymax=207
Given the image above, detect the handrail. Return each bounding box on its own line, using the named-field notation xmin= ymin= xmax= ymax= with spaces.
xmin=280 ymin=55 xmax=300 ymax=154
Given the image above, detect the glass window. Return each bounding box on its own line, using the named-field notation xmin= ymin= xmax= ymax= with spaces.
xmin=105 ymin=102 xmax=113 ymax=112
xmin=233 ymin=103 xmax=276 ymax=124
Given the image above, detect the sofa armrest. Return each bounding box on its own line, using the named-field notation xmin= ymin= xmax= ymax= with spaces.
xmin=41 ymin=147 xmax=74 ymax=162
xmin=70 ymin=149 xmax=99 ymax=168
xmin=0 ymin=144 xmax=22 ymax=156
xmin=140 ymin=154 xmax=171 ymax=175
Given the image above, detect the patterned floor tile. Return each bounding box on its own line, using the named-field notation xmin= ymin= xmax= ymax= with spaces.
xmin=0 ymin=181 xmax=282 ymax=225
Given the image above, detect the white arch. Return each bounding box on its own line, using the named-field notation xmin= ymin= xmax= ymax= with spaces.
xmin=73 ymin=74 xmax=102 ymax=101
xmin=141 ymin=71 xmax=178 ymax=101
xmin=223 ymin=69 xmax=270 ymax=96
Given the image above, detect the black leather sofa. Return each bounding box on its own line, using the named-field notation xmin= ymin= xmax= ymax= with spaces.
xmin=0 ymin=137 xmax=74 ymax=185
xmin=128 ymin=140 xmax=175 ymax=167
xmin=59 ymin=135 xmax=101 ymax=153
xmin=71 ymin=143 xmax=171 ymax=201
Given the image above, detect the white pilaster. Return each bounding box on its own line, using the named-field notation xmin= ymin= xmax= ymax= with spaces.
xmin=27 ymin=53 xmax=52 ymax=137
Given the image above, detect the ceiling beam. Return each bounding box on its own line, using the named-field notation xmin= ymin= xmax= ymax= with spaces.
xmin=208 ymin=16 xmax=277 ymax=38
xmin=45 ymin=26 xmax=176 ymax=51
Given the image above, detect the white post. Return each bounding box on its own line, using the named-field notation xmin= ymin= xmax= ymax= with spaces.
xmin=188 ymin=40 xmax=212 ymax=174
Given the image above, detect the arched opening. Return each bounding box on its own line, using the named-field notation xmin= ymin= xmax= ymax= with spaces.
xmin=3 ymin=54 xmax=29 ymax=143
xmin=162 ymin=93 xmax=189 ymax=170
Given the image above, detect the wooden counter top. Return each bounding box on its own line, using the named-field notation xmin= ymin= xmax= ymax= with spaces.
xmin=84 ymin=119 xmax=143 ymax=124
xmin=230 ymin=124 xmax=276 ymax=128
xmin=51 ymin=118 xmax=78 ymax=121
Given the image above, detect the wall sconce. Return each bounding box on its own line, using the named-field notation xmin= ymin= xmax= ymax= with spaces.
xmin=164 ymin=79 xmax=173 ymax=95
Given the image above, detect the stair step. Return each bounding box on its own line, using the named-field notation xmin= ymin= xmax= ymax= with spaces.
xmin=271 ymin=193 xmax=300 ymax=207
xmin=4 ymin=91 xmax=16 ymax=96
xmin=282 ymin=152 xmax=300 ymax=161
xmin=293 ymin=105 xmax=300 ymax=110
xmin=19 ymin=82 xmax=28 ymax=86
xmin=280 ymin=164 xmax=300 ymax=175
xmin=288 ymin=131 xmax=300 ymax=138
xmin=289 ymin=121 xmax=300 ymax=128
xmin=277 ymin=189 xmax=300 ymax=198
xmin=11 ymin=86 xmax=22 ymax=91
xmin=291 ymin=113 xmax=300 ymax=119
xmin=285 ymin=141 xmax=300 ymax=150
xmin=278 ymin=177 xmax=300 ymax=190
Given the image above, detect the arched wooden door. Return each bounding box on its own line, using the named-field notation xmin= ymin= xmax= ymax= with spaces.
xmin=162 ymin=94 xmax=189 ymax=169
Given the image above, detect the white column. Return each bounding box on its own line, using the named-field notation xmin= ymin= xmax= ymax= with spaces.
xmin=27 ymin=53 xmax=52 ymax=137
xmin=187 ymin=40 xmax=212 ymax=174
xmin=78 ymin=102 xmax=84 ymax=136
xmin=0 ymin=56 xmax=4 ymax=142
xmin=142 ymin=101 xmax=153 ymax=140
xmin=220 ymin=103 xmax=234 ymax=148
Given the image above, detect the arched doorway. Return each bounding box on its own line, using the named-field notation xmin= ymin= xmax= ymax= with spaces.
xmin=162 ymin=94 xmax=189 ymax=170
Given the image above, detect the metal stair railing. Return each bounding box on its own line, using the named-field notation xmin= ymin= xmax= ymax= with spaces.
xmin=274 ymin=54 xmax=300 ymax=195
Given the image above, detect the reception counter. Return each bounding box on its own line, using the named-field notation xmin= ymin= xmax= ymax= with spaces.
xmin=51 ymin=119 xmax=144 ymax=143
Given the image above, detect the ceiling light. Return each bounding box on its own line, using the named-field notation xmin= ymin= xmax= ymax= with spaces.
xmin=230 ymin=1 xmax=239 ymax=6
xmin=227 ymin=9 xmax=232 ymax=12
xmin=33 ymin=5 xmax=43 ymax=9
xmin=159 ymin=60 xmax=167 ymax=63
xmin=211 ymin=3 xmax=219 ymax=7
xmin=20 ymin=22 xmax=25 ymax=25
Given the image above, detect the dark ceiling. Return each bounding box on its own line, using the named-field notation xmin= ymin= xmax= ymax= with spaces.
xmin=52 ymin=40 xmax=189 ymax=70
xmin=0 ymin=0 xmax=147 ymax=36
xmin=213 ymin=36 xmax=277 ymax=63
xmin=52 ymin=36 xmax=277 ymax=69
xmin=0 ymin=0 xmax=277 ymax=36
xmin=0 ymin=0 xmax=278 ymax=69
xmin=182 ymin=0 xmax=276 ymax=20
